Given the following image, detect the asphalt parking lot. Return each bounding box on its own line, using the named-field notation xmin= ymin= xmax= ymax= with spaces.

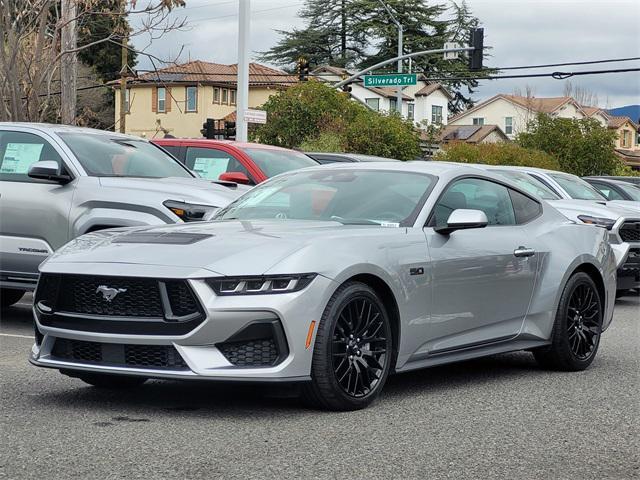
xmin=1 ymin=295 xmax=638 ymax=480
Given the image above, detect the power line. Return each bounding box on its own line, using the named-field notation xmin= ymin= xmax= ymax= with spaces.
xmin=187 ymin=2 xmax=304 ymax=24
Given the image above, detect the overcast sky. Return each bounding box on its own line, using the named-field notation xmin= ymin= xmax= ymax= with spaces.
xmin=131 ymin=0 xmax=640 ymax=108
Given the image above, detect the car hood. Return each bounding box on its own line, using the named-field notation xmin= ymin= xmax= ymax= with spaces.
xmin=547 ymin=199 xmax=639 ymax=221
xmin=607 ymin=200 xmax=640 ymax=212
xmin=98 ymin=176 xmax=250 ymax=206
xmin=45 ymin=219 xmax=403 ymax=277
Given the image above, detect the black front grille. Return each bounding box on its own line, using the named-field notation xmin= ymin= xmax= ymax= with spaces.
xmin=35 ymin=274 xmax=205 ymax=336
xmin=52 ymin=338 xmax=189 ymax=370
xmin=620 ymin=222 xmax=640 ymax=243
xmin=216 ymin=320 xmax=288 ymax=368
xmin=218 ymin=339 xmax=279 ymax=367
xmin=58 ymin=275 xmax=163 ymax=317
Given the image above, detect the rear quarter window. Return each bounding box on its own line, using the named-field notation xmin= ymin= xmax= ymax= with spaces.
xmin=509 ymin=189 xmax=542 ymax=224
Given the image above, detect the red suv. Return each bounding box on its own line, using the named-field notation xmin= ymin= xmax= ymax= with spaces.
xmin=152 ymin=139 xmax=317 ymax=185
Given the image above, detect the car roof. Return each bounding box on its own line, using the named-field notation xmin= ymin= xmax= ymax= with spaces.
xmin=153 ymin=138 xmax=298 ymax=152
xmin=0 ymin=122 xmax=142 ymax=141
xmin=291 ymin=160 xmax=495 ymax=177
xmin=306 ymin=152 xmax=401 ymax=162
xmin=584 ymin=177 xmax=633 ymax=186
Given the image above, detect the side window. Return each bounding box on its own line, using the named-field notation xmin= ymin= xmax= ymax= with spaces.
xmin=185 ymin=147 xmax=253 ymax=182
xmin=591 ymin=183 xmax=624 ymax=200
xmin=509 ymin=189 xmax=542 ymax=224
xmin=160 ymin=145 xmax=182 ymax=161
xmin=433 ymin=178 xmax=516 ymax=227
xmin=0 ymin=131 xmax=64 ymax=183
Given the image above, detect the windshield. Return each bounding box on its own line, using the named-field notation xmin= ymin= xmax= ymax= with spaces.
xmin=619 ymin=183 xmax=640 ymax=201
xmin=549 ymin=173 xmax=606 ymax=201
xmin=216 ymin=169 xmax=435 ymax=226
xmin=59 ymin=133 xmax=193 ymax=178
xmin=242 ymin=148 xmax=318 ymax=177
xmin=493 ymin=170 xmax=560 ymax=200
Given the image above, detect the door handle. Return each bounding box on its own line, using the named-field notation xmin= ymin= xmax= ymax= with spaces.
xmin=514 ymin=246 xmax=535 ymax=258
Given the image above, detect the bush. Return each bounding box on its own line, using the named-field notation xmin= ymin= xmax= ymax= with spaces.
xmin=253 ymin=81 xmax=421 ymax=160
xmin=434 ymin=141 xmax=560 ymax=170
xmin=517 ymin=113 xmax=625 ymax=176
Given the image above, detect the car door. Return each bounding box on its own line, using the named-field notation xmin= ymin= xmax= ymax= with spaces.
xmin=0 ymin=129 xmax=76 ymax=287
xmin=422 ymin=177 xmax=539 ymax=354
xmin=183 ymin=146 xmax=257 ymax=184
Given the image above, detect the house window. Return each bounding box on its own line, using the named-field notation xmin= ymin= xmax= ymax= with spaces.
xmin=124 ymin=88 xmax=130 ymax=113
xmin=505 ymin=117 xmax=513 ymax=135
xmin=621 ymin=130 xmax=631 ymax=148
xmin=408 ymin=103 xmax=415 ymax=120
xmin=222 ymin=89 xmax=228 ymax=104
xmin=365 ymin=98 xmax=380 ymax=111
xmin=213 ymin=87 xmax=220 ymax=104
xmin=157 ymin=87 xmax=166 ymax=113
xmin=186 ymin=86 xmax=197 ymax=112
xmin=472 ymin=117 xmax=485 ymax=126
xmin=230 ymin=90 xmax=237 ymax=105
xmin=389 ymin=99 xmax=397 ymax=112
xmin=431 ymin=105 xmax=443 ymax=124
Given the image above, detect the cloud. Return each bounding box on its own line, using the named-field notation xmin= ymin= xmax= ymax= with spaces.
xmin=131 ymin=0 xmax=640 ymax=107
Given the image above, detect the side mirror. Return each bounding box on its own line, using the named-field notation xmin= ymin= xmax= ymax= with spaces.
xmin=434 ymin=209 xmax=489 ymax=235
xmin=219 ymin=171 xmax=250 ymax=185
xmin=28 ymin=161 xmax=71 ymax=184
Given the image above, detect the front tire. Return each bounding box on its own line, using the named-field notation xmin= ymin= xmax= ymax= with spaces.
xmin=71 ymin=372 xmax=148 ymax=389
xmin=533 ymin=272 xmax=602 ymax=371
xmin=1 ymin=288 xmax=26 ymax=309
xmin=302 ymin=282 xmax=393 ymax=411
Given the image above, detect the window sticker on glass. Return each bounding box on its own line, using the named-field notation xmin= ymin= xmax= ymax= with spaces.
xmin=0 ymin=143 xmax=44 ymax=173
xmin=192 ymin=157 xmax=229 ymax=179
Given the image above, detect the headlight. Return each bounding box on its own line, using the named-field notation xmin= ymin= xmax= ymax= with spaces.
xmin=577 ymin=215 xmax=616 ymax=230
xmin=207 ymin=274 xmax=317 ymax=295
xmin=164 ymin=200 xmax=217 ymax=222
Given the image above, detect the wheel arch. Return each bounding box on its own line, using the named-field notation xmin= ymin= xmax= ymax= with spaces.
xmin=570 ymin=263 xmax=606 ymax=315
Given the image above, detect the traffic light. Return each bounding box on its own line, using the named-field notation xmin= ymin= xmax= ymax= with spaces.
xmin=297 ymin=57 xmax=310 ymax=82
xmin=201 ymin=118 xmax=215 ymax=139
xmin=341 ymin=84 xmax=352 ymax=93
xmin=224 ymin=121 xmax=236 ymax=139
xmin=468 ymin=27 xmax=484 ymax=71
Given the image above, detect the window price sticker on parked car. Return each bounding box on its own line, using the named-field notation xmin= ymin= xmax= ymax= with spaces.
xmin=192 ymin=157 xmax=230 ymax=180
xmin=0 ymin=143 xmax=44 ymax=173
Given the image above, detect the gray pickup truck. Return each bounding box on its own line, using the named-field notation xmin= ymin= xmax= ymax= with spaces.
xmin=0 ymin=123 xmax=247 ymax=308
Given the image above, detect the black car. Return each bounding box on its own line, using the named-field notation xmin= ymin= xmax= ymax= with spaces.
xmin=306 ymin=152 xmax=401 ymax=164
xmin=583 ymin=177 xmax=640 ymax=201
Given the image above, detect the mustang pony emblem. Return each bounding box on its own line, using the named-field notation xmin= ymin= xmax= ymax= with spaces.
xmin=95 ymin=285 xmax=127 ymax=302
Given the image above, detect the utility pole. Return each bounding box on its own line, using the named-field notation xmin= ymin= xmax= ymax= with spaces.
xmin=236 ymin=0 xmax=250 ymax=142
xmin=60 ymin=0 xmax=77 ymax=125
xmin=378 ymin=0 xmax=402 ymax=115
xmin=119 ymin=0 xmax=128 ymax=134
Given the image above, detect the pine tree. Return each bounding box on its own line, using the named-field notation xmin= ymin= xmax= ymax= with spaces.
xmin=260 ymin=0 xmax=487 ymax=113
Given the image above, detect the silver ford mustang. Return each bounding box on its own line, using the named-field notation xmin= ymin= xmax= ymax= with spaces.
xmin=30 ymin=162 xmax=617 ymax=410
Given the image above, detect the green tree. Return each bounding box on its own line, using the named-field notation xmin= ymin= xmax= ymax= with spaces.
xmin=260 ymin=0 xmax=485 ymax=113
xmin=517 ymin=114 xmax=624 ymax=176
xmin=434 ymin=142 xmax=560 ymax=170
xmin=253 ymin=81 xmax=421 ymax=160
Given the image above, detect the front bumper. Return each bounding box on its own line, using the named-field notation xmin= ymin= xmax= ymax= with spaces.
xmin=31 ymin=273 xmax=337 ymax=382
xmin=617 ymin=247 xmax=640 ymax=290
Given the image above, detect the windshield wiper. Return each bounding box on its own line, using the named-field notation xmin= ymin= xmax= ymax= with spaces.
xmin=330 ymin=216 xmax=382 ymax=225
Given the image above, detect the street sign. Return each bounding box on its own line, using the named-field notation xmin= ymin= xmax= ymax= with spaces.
xmin=363 ymin=73 xmax=417 ymax=87
xmin=244 ymin=109 xmax=267 ymax=124
xmin=443 ymin=42 xmax=460 ymax=60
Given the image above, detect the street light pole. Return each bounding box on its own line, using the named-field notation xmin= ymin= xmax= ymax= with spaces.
xmin=236 ymin=0 xmax=250 ymax=142
xmin=378 ymin=0 xmax=402 ymax=115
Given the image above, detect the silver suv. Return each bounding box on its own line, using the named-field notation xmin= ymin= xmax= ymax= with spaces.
xmin=0 ymin=123 xmax=246 ymax=308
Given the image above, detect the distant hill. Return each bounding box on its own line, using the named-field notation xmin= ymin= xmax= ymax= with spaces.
xmin=608 ymin=105 xmax=640 ymax=122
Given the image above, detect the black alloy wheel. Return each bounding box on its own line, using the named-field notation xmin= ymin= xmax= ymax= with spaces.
xmin=566 ymin=283 xmax=601 ymax=360
xmin=302 ymin=282 xmax=393 ymax=411
xmin=331 ymin=297 xmax=388 ymax=398
xmin=533 ymin=272 xmax=603 ymax=371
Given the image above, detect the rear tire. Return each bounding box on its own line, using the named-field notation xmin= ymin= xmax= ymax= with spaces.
xmin=533 ymin=272 xmax=602 ymax=371
xmin=1 ymin=288 xmax=26 ymax=309
xmin=301 ymin=282 xmax=393 ymax=411
xmin=72 ymin=372 xmax=148 ymax=389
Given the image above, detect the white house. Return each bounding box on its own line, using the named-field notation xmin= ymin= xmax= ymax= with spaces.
xmin=448 ymin=95 xmax=598 ymax=139
xmin=312 ymin=65 xmax=452 ymax=129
